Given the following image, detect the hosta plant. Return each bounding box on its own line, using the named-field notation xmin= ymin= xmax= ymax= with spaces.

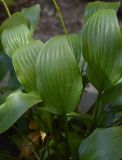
xmin=0 ymin=1 xmax=122 ymax=160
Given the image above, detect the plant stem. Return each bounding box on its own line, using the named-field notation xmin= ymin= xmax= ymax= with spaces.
xmin=0 ymin=0 xmax=11 ymax=17
xmin=91 ymin=92 xmax=101 ymax=129
xmin=64 ymin=115 xmax=70 ymax=158
xmin=52 ymin=0 xmax=68 ymax=34
xmin=30 ymin=147 xmax=40 ymax=160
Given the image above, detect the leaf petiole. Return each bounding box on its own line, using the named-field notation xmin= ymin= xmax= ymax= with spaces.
xmin=0 ymin=0 xmax=11 ymax=17
xmin=52 ymin=0 xmax=68 ymax=34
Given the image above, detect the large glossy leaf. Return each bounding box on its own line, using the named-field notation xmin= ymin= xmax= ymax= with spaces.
xmin=84 ymin=1 xmax=120 ymax=23
xmin=22 ymin=4 xmax=41 ymax=32
xmin=2 ymin=24 xmax=33 ymax=57
xmin=79 ymin=126 xmax=122 ymax=160
xmin=12 ymin=40 xmax=43 ymax=94
xmin=67 ymin=33 xmax=83 ymax=70
xmin=0 ymin=91 xmax=41 ymax=133
xmin=82 ymin=9 xmax=122 ymax=91
xmin=36 ymin=35 xmax=83 ymax=114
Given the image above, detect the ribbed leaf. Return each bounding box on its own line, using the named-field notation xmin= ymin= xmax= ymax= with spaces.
xmin=22 ymin=4 xmax=41 ymax=32
xmin=36 ymin=35 xmax=82 ymax=114
xmin=12 ymin=41 xmax=43 ymax=94
xmin=82 ymin=10 xmax=122 ymax=91
xmin=0 ymin=12 xmax=28 ymax=33
xmin=67 ymin=33 xmax=83 ymax=70
xmin=0 ymin=91 xmax=41 ymax=133
xmin=0 ymin=12 xmax=28 ymax=51
xmin=2 ymin=24 xmax=33 ymax=57
xmin=79 ymin=126 xmax=122 ymax=160
xmin=84 ymin=1 xmax=120 ymax=23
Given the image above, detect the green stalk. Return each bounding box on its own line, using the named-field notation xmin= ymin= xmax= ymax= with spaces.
xmin=64 ymin=115 xmax=70 ymax=158
xmin=91 ymin=92 xmax=102 ymax=130
xmin=52 ymin=0 xmax=68 ymax=34
xmin=1 ymin=0 xmax=11 ymax=17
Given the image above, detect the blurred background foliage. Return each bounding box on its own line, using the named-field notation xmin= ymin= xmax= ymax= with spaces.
xmin=0 ymin=0 xmax=122 ymax=42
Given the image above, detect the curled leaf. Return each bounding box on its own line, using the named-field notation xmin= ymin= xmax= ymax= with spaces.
xmin=0 ymin=91 xmax=41 ymax=133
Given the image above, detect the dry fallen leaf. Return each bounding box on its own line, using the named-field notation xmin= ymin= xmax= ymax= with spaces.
xmin=19 ymin=131 xmax=40 ymax=159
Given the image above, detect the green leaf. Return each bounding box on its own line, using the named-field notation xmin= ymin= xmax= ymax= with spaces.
xmin=79 ymin=126 xmax=122 ymax=160
xmin=84 ymin=1 xmax=120 ymax=23
xmin=2 ymin=24 xmax=33 ymax=57
xmin=105 ymin=105 xmax=122 ymax=127
xmin=102 ymin=83 xmax=122 ymax=106
xmin=0 ymin=12 xmax=28 ymax=51
xmin=0 ymin=91 xmax=41 ymax=133
xmin=37 ymin=35 xmax=83 ymax=114
xmin=0 ymin=12 xmax=28 ymax=33
xmin=12 ymin=40 xmax=43 ymax=94
xmin=22 ymin=4 xmax=41 ymax=32
xmin=82 ymin=9 xmax=122 ymax=91
xmin=67 ymin=112 xmax=93 ymax=128
xmin=67 ymin=33 xmax=84 ymax=70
